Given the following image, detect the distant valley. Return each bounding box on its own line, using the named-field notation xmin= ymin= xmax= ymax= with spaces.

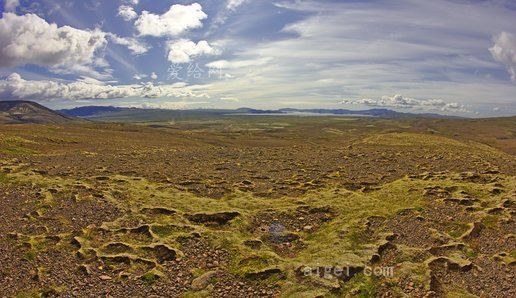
xmin=59 ymin=105 xmax=463 ymax=122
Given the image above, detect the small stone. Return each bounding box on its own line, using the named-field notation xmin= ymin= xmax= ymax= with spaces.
xmin=303 ymin=225 xmax=313 ymax=231
xmin=99 ymin=275 xmax=112 ymax=280
xmin=191 ymin=271 xmax=218 ymax=290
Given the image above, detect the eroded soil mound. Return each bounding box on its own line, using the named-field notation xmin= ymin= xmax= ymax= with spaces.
xmin=0 ymin=119 xmax=515 ymax=297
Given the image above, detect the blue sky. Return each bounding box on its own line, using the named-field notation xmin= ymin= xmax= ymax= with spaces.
xmin=0 ymin=0 xmax=516 ymax=116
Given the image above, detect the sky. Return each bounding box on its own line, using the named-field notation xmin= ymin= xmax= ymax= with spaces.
xmin=0 ymin=0 xmax=516 ymax=117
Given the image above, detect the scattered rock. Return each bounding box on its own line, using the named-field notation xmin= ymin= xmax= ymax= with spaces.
xmin=303 ymin=225 xmax=313 ymax=232
xmin=191 ymin=271 xmax=218 ymax=290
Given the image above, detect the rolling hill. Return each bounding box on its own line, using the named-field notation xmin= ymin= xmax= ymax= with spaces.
xmin=0 ymin=101 xmax=76 ymax=124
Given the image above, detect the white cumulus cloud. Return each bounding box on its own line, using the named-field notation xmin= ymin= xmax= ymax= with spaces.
xmin=117 ymin=5 xmax=138 ymax=21
xmin=0 ymin=73 xmax=209 ymax=100
xmin=341 ymin=94 xmax=467 ymax=113
xmin=123 ymin=0 xmax=139 ymax=5
xmin=135 ymin=3 xmax=207 ymax=37
xmin=107 ymin=33 xmax=149 ymax=55
xmin=490 ymin=32 xmax=516 ymax=81
xmin=167 ymin=39 xmax=219 ymax=64
xmin=151 ymin=72 xmax=158 ymax=80
xmin=226 ymin=0 xmax=247 ymax=11
xmin=3 ymin=0 xmax=19 ymax=12
xmin=133 ymin=73 xmax=147 ymax=80
xmin=0 ymin=13 xmax=107 ymax=76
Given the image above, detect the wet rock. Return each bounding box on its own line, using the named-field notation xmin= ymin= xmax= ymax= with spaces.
xmin=265 ymin=231 xmax=299 ymax=244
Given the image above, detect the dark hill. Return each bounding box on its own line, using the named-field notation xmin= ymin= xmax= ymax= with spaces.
xmin=0 ymin=101 xmax=76 ymax=124
xmin=58 ymin=106 xmax=125 ymax=117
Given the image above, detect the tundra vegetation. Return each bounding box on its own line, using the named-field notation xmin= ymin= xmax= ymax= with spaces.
xmin=0 ymin=116 xmax=515 ymax=297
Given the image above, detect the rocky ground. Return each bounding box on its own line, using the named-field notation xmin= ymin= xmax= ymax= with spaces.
xmin=0 ymin=117 xmax=514 ymax=297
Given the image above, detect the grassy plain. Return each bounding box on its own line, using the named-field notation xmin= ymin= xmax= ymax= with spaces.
xmin=0 ymin=116 xmax=515 ymax=297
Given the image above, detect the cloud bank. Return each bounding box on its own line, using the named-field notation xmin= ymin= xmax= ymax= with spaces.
xmin=0 ymin=73 xmax=208 ymax=100
xmin=131 ymin=101 xmax=209 ymax=110
xmin=341 ymin=95 xmax=467 ymax=113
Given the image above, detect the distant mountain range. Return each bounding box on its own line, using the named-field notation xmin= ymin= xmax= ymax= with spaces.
xmin=59 ymin=105 xmax=463 ymax=120
xmin=0 ymin=101 xmax=467 ymax=125
xmin=0 ymin=101 xmax=77 ymax=124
